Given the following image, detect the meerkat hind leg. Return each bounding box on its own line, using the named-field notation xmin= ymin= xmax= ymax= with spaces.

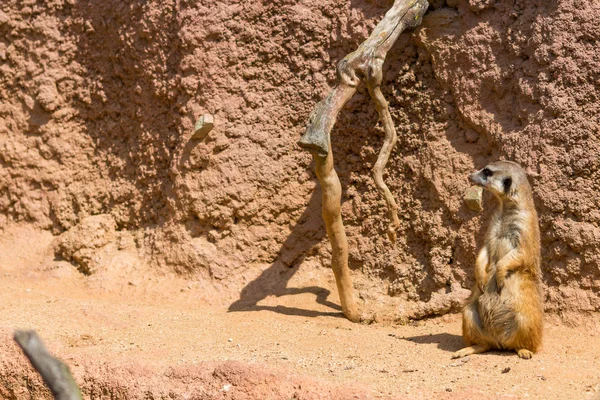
xmin=517 ymin=348 xmax=533 ymax=359
xmin=452 ymin=344 xmax=490 ymax=359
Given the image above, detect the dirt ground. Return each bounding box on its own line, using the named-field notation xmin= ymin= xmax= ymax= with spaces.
xmin=2 ymin=227 xmax=600 ymax=399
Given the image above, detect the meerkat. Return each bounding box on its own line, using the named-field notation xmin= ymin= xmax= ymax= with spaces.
xmin=453 ymin=160 xmax=544 ymax=360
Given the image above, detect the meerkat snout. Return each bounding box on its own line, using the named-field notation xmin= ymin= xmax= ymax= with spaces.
xmin=469 ymin=168 xmax=491 ymax=186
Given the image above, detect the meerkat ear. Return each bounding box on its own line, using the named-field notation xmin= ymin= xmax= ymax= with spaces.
xmin=503 ymin=177 xmax=512 ymax=194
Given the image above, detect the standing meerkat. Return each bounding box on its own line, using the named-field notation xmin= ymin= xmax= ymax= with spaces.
xmin=453 ymin=160 xmax=544 ymax=359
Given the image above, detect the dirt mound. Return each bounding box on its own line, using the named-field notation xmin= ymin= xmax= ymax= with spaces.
xmin=1 ymin=0 xmax=599 ymax=321
xmin=1 ymin=354 xmax=374 ymax=400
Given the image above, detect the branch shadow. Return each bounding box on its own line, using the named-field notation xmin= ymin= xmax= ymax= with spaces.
xmin=402 ymin=333 xmax=464 ymax=352
xmin=228 ymin=187 xmax=345 ymax=319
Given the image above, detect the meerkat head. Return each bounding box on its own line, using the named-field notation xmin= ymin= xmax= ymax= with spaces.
xmin=470 ymin=160 xmax=530 ymax=202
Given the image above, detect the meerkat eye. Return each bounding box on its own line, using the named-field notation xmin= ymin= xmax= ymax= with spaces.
xmin=503 ymin=177 xmax=512 ymax=193
xmin=482 ymin=168 xmax=493 ymax=178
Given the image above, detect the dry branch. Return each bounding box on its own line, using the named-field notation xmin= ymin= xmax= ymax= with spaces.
xmin=298 ymin=0 xmax=428 ymax=322
xmin=14 ymin=330 xmax=82 ymax=400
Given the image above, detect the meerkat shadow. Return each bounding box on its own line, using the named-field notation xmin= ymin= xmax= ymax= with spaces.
xmin=403 ymin=333 xmax=465 ymax=353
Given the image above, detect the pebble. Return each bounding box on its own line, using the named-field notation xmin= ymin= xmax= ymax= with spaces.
xmin=193 ymin=114 xmax=214 ymax=140
xmin=464 ymin=185 xmax=483 ymax=212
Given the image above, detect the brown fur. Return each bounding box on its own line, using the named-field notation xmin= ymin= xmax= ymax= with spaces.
xmin=453 ymin=161 xmax=544 ymax=359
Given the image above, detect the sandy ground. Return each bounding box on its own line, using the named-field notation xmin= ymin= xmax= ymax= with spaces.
xmin=2 ymin=257 xmax=600 ymax=399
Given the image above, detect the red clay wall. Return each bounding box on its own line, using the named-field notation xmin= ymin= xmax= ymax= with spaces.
xmin=1 ymin=0 xmax=598 ymax=319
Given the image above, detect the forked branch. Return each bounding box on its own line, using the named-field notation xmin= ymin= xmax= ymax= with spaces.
xmin=298 ymin=0 xmax=428 ymax=321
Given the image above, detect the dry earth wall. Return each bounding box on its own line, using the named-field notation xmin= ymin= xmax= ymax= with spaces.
xmin=0 ymin=0 xmax=598 ymax=319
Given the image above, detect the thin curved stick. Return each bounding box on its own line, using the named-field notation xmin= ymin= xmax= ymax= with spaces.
xmin=368 ymin=85 xmax=401 ymax=243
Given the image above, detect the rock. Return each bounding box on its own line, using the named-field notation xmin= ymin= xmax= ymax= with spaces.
xmin=464 ymin=185 xmax=483 ymax=212
xmin=54 ymin=214 xmax=117 ymax=275
xmin=192 ymin=114 xmax=214 ymax=140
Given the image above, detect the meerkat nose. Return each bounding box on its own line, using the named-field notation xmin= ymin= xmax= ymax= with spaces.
xmin=470 ymin=172 xmax=484 ymax=185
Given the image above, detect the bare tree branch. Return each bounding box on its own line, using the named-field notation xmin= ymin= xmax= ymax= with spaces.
xmin=14 ymin=330 xmax=82 ymax=400
xmin=298 ymin=0 xmax=429 ymax=321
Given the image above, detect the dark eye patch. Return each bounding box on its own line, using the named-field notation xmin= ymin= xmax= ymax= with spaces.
xmin=482 ymin=168 xmax=493 ymax=178
xmin=503 ymin=177 xmax=512 ymax=193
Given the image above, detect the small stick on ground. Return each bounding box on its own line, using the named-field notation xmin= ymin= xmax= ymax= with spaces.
xmin=298 ymin=0 xmax=428 ymax=322
xmin=14 ymin=330 xmax=82 ymax=400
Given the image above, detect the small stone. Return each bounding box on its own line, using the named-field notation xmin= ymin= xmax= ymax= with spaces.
xmin=450 ymin=356 xmax=470 ymax=367
xmin=464 ymin=185 xmax=483 ymax=212
xmin=84 ymin=20 xmax=95 ymax=33
xmin=227 ymin=338 xmax=233 ymax=342
xmin=360 ymin=312 xmax=376 ymax=324
xmin=502 ymin=367 xmax=511 ymax=373
xmin=193 ymin=113 xmax=214 ymax=140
